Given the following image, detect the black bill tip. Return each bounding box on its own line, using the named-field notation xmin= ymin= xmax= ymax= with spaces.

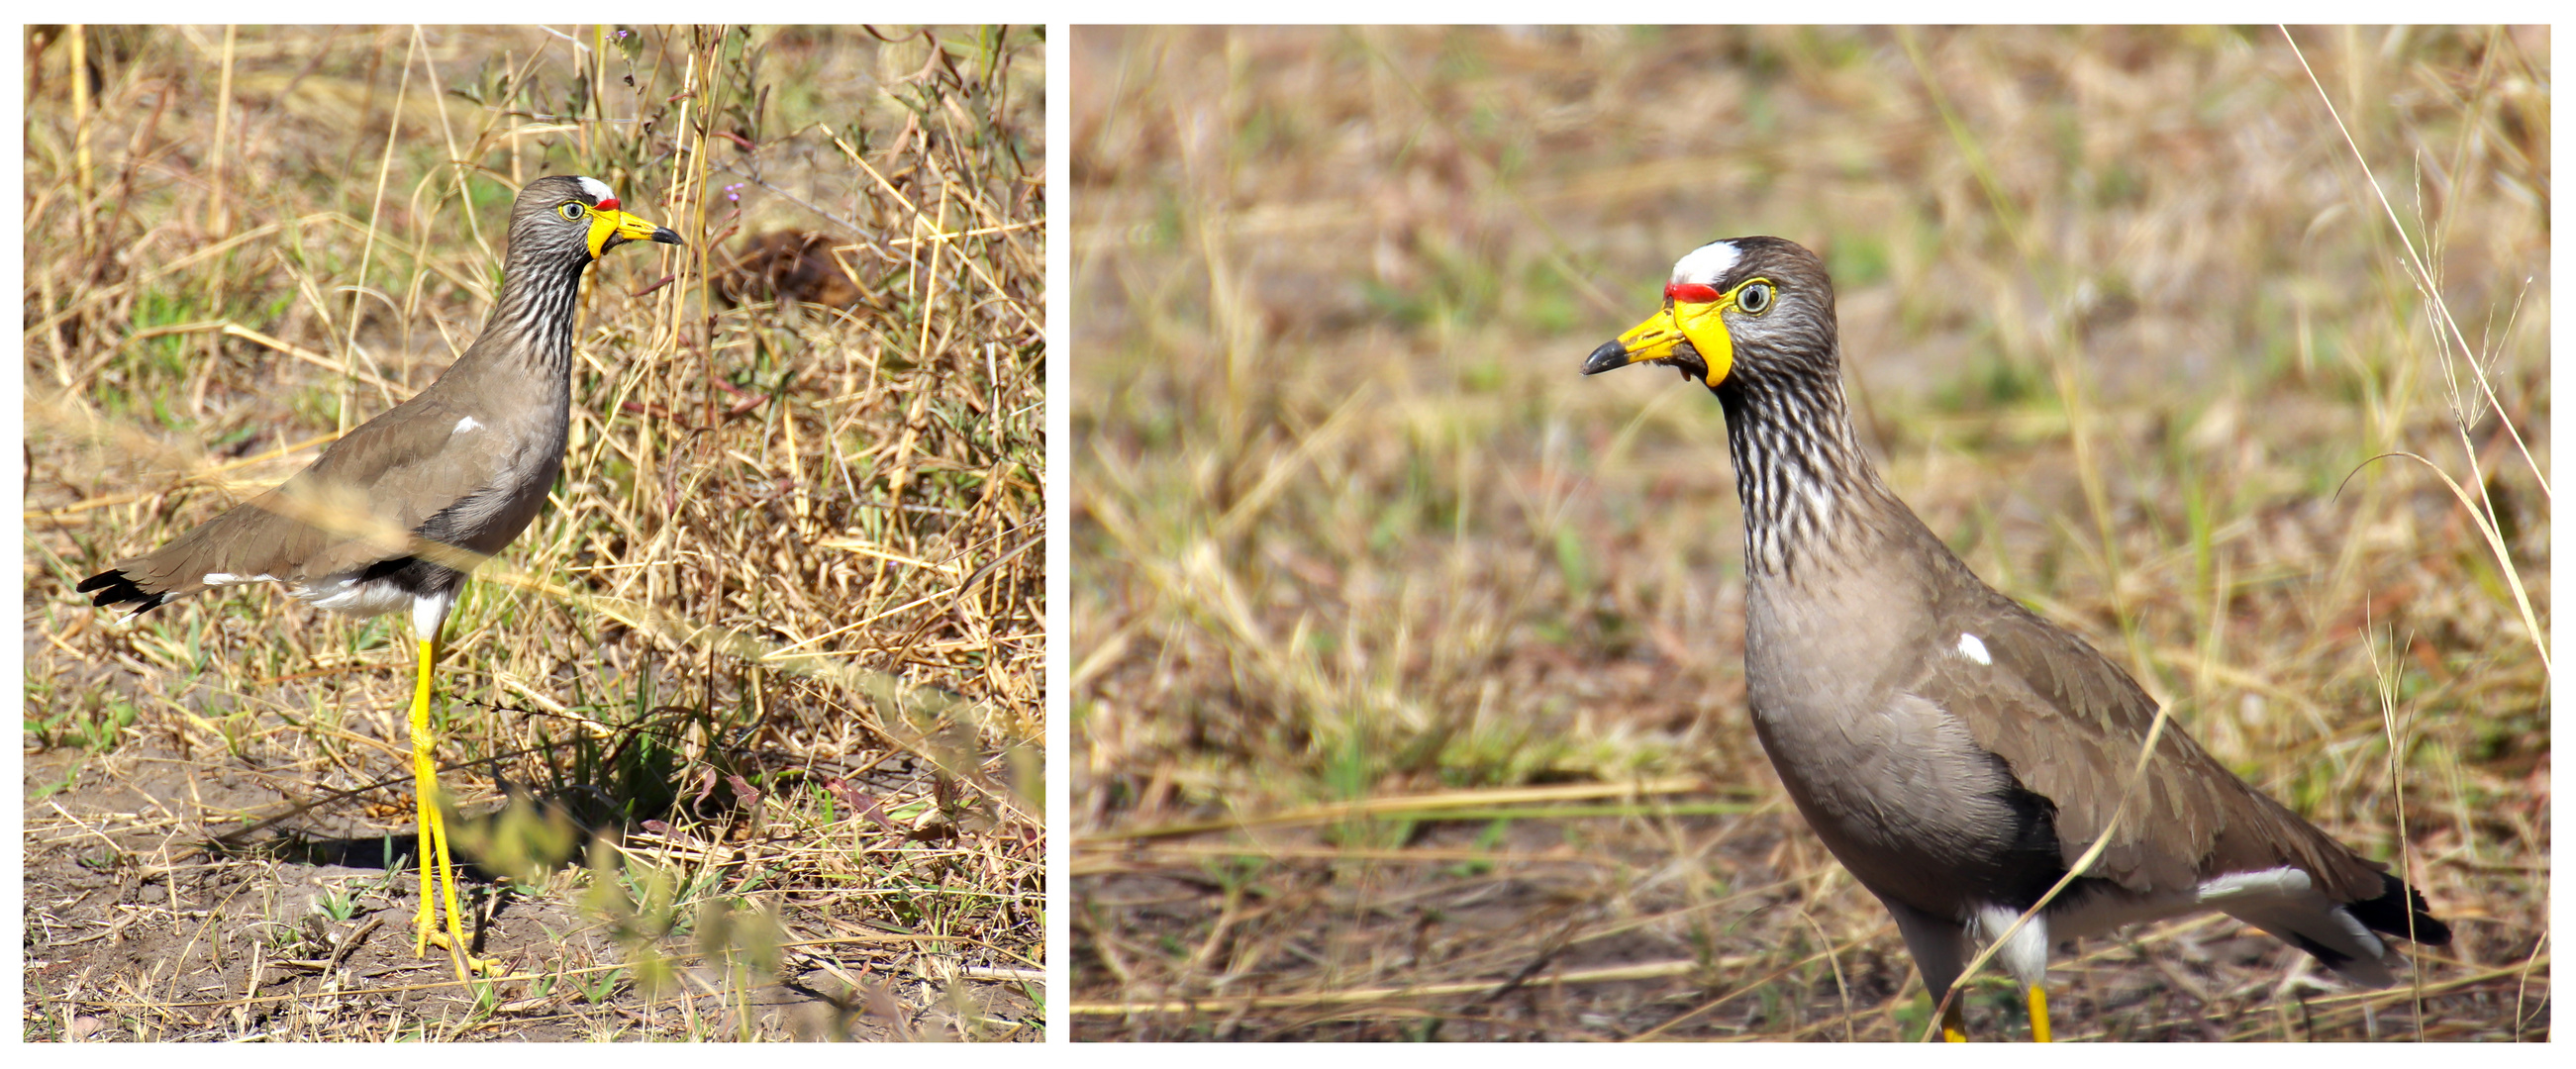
xmin=1581 ymin=340 xmax=1633 ymax=376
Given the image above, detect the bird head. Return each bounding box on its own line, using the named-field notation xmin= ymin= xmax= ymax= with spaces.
xmin=1582 ymin=236 xmax=1836 ymax=390
xmin=512 ymin=174 xmax=685 ymax=263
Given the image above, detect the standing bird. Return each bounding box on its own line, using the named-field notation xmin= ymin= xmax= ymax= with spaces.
xmin=1580 ymin=237 xmax=2446 ymax=1040
xmin=78 ymin=174 xmax=683 ymax=980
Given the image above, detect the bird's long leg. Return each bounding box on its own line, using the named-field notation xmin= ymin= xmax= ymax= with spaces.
xmin=2027 ymin=983 xmax=2051 ymax=1042
xmin=409 ymin=632 xmax=448 ymax=962
xmin=409 ymin=625 xmax=486 ymax=979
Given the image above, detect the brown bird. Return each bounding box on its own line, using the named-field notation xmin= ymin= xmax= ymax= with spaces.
xmin=78 ymin=174 xmax=682 ymax=980
xmin=1581 ymin=237 xmax=2446 ymax=1040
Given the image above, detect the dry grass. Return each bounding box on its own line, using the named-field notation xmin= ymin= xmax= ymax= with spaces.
xmin=24 ymin=26 xmax=1044 ymax=1040
xmin=1068 ymin=26 xmax=2545 ymax=1040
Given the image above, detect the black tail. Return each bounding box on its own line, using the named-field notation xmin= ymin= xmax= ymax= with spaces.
xmin=2345 ymin=871 xmax=2451 ymax=945
xmin=76 ymin=569 xmax=174 ymax=614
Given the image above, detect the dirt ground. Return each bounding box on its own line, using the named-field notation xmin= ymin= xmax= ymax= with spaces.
xmin=1077 ymin=805 xmax=2497 ymax=1041
xmin=26 ymin=724 xmax=1034 ymax=1040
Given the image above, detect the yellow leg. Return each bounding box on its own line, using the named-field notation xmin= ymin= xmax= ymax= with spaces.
xmin=408 ymin=633 xmax=485 ymax=980
xmin=1940 ymin=996 xmax=1968 ymax=1042
xmin=2027 ymin=983 xmax=2051 ymax=1043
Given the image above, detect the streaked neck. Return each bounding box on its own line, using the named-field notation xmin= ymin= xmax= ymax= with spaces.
xmin=1716 ymin=358 xmax=1904 ymax=581
xmin=461 ymin=252 xmax=591 ymax=381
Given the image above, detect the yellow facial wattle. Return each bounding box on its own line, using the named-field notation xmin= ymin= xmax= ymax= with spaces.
xmin=1668 ymin=294 xmax=1737 ymax=387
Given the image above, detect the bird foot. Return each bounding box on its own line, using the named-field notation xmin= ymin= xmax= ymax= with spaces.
xmin=425 ymin=929 xmax=504 ymax=979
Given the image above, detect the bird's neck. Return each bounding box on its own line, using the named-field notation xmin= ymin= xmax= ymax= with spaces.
xmin=1715 ymin=355 xmax=1911 ymax=582
xmin=457 ymin=252 xmax=594 ymax=383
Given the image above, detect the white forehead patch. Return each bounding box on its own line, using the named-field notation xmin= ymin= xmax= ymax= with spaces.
xmin=576 ymin=176 xmax=617 ymax=204
xmin=1670 ymin=241 xmax=1742 ymax=285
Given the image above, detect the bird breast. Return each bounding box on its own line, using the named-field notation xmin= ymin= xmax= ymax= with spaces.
xmin=1742 ymin=561 xmax=2043 ymax=914
xmin=418 ymin=412 xmax=567 ymax=557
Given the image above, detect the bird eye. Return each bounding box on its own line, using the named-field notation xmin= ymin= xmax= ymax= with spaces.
xmin=556 ymin=202 xmax=585 ymax=221
xmin=1735 ymin=281 xmax=1774 ymax=315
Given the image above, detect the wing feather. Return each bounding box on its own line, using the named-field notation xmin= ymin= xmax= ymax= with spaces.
xmin=1911 ymin=577 xmax=2385 ymax=902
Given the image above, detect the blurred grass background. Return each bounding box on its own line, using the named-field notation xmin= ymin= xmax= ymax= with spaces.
xmin=1068 ymin=26 xmax=2544 ymax=1040
xmin=25 ymin=25 xmax=1043 ymax=1040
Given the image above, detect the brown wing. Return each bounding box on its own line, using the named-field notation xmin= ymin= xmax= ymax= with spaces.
xmin=105 ymin=393 xmax=499 ymax=597
xmin=278 ymin=393 xmax=507 ymax=580
xmin=1912 ymin=578 xmax=2386 ymax=903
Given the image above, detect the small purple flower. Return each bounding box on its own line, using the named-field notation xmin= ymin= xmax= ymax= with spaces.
xmin=725 ymin=182 xmax=744 ymax=203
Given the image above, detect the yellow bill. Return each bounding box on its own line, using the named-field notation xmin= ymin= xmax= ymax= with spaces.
xmin=1580 ymin=282 xmax=1739 ymax=387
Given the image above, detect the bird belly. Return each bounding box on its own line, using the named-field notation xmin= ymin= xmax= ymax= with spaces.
xmin=1750 ymin=686 xmax=2061 ymax=921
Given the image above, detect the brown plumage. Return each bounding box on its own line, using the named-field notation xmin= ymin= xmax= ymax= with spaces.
xmin=1584 ymin=236 xmax=2445 ymax=1040
xmin=79 ymin=174 xmax=683 ymax=621
xmin=77 ymin=173 xmax=683 ymax=981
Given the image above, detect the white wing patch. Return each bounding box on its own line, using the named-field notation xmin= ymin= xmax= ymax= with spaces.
xmin=2196 ymin=866 xmax=2313 ymax=905
xmin=1671 ymin=241 xmax=1743 ymax=285
xmin=202 ymin=572 xmax=278 ymax=586
xmin=2194 ymin=865 xmax=2393 ymax=985
xmin=453 ymin=415 xmax=483 ymax=435
xmin=294 ymin=576 xmax=413 ymax=617
xmin=1956 ymin=632 xmax=1993 ymax=665
xmin=576 ymin=175 xmax=616 ymax=203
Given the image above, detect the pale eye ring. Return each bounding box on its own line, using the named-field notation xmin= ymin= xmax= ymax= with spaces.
xmin=557 ymin=202 xmax=586 ymax=222
xmin=1735 ymin=281 xmax=1774 ymax=315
